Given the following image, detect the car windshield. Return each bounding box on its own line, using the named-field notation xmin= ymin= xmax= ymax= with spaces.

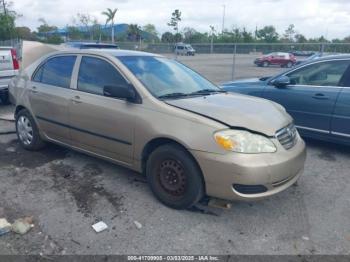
xmin=118 ymin=56 xmax=220 ymax=98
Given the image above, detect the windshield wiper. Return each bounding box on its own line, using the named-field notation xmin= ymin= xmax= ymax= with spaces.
xmin=158 ymin=92 xmax=189 ymax=99
xmin=189 ymin=89 xmax=227 ymax=95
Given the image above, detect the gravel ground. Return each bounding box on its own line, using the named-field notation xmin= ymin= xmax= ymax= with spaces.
xmin=0 ymin=54 xmax=349 ymax=255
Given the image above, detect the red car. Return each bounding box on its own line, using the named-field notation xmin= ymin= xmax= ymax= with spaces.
xmin=254 ymin=52 xmax=296 ymax=68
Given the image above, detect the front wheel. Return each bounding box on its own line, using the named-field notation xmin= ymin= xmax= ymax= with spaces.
xmin=262 ymin=61 xmax=269 ymax=67
xmin=146 ymin=144 xmax=204 ymax=209
xmin=16 ymin=109 xmax=46 ymax=150
xmin=286 ymin=61 xmax=293 ymax=68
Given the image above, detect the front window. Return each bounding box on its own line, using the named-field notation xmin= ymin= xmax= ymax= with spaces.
xmin=118 ymin=56 xmax=220 ymax=98
xmin=286 ymin=60 xmax=350 ymax=86
xmin=78 ymin=56 xmax=129 ymax=96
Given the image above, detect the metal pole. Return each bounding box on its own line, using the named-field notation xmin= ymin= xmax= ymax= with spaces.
xmin=222 ymin=5 xmax=226 ymax=34
xmin=231 ymin=44 xmax=237 ymax=80
xmin=320 ymin=43 xmax=325 ymax=55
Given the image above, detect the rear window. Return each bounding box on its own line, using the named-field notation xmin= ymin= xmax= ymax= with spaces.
xmin=33 ymin=56 xmax=76 ymax=88
xmin=0 ymin=49 xmax=13 ymax=71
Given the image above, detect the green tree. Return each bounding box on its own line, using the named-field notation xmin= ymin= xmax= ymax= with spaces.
xmin=66 ymin=26 xmax=83 ymax=40
xmin=256 ymin=25 xmax=279 ymax=43
xmin=127 ymin=24 xmax=141 ymax=41
xmin=142 ymin=24 xmax=158 ymax=36
xmin=77 ymin=13 xmax=94 ymax=40
xmin=241 ymin=27 xmax=254 ymax=42
xmin=37 ymin=18 xmax=57 ymax=34
xmin=295 ymin=33 xmax=307 ymax=43
xmin=283 ymin=24 xmax=296 ymax=42
xmin=46 ymin=35 xmax=63 ymax=44
xmin=15 ymin=26 xmax=34 ymax=40
xmin=102 ymin=8 xmax=117 ymax=43
xmin=161 ymin=31 xmax=174 ymax=43
xmin=174 ymin=32 xmax=183 ymax=42
xmin=0 ymin=0 xmax=19 ymax=40
xmin=0 ymin=12 xmax=15 ymax=40
xmin=167 ymin=9 xmax=181 ymax=34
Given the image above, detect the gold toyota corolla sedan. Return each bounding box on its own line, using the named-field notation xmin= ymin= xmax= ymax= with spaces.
xmin=9 ymin=49 xmax=306 ymax=209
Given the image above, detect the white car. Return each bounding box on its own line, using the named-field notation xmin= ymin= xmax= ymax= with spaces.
xmin=0 ymin=47 xmax=19 ymax=104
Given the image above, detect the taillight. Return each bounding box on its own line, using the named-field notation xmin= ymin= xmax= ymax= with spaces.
xmin=10 ymin=48 xmax=19 ymax=70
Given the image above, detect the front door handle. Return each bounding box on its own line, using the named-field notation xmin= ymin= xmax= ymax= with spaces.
xmin=71 ymin=95 xmax=82 ymax=104
xmin=312 ymin=93 xmax=329 ymax=100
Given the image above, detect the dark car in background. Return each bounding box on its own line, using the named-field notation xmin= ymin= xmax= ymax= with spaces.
xmin=292 ymin=50 xmax=315 ymax=57
xmin=222 ymin=55 xmax=350 ymax=145
xmin=254 ymin=52 xmax=297 ymax=68
xmin=62 ymin=42 xmax=119 ymax=49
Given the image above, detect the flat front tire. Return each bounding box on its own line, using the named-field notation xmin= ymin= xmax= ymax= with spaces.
xmin=146 ymin=144 xmax=204 ymax=209
xmin=16 ymin=109 xmax=46 ymax=151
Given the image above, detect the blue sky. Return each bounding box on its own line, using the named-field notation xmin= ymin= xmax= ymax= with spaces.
xmin=13 ymin=0 xmax=350 ymax=39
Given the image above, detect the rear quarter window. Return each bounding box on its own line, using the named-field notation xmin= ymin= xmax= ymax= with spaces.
xmin=33 ymin=56 xmax=76 ymax=88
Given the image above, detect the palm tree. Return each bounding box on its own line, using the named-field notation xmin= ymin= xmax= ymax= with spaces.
xmin=102 ymin=8 xmax=118 ymax=43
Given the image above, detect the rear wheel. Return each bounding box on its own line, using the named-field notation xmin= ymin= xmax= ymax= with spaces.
xmin=16 ymin=109 xmax=46 ymax=150
xmin=146 ymin=144 xmax=204 ymax=209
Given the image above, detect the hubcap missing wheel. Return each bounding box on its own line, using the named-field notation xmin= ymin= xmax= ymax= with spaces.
xmin=158 ymin=159 xmax=187 ymax=196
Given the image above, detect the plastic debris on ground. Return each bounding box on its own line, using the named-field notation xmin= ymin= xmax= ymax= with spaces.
xmin=0 ymin=218 xmax=12 ymax=236
xmin=92 ymin=221 xmax=108 ymax=233
xmin=12 ymin=216 xmax=34 ymax=235
xmin=134 ymin=221 xmax=142 ymax=229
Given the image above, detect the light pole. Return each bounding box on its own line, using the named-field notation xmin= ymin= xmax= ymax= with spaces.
xmin=221 ymin=4 xmax=225 ymax=35
xmin=210 ymin=25 xmax=215 ymax=54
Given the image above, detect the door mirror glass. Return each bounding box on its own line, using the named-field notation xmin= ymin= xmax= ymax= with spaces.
xmin=103 ymin=84 xmax=136 ymax=101
xmin=273 ymin=76 xmax=290 ymax=88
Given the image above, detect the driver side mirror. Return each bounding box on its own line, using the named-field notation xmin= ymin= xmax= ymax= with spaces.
xmin=103 ymin=84 xmax=137 ymax=102
xmin=272 ymin=76 xmax=290 ymax=88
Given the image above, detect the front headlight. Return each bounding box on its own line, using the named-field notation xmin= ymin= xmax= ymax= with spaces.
xmin=214 ymin=129 xmax=277 ymax=153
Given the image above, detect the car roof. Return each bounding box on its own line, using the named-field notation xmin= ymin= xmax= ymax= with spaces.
xmin=65 ymin=42 xmax=118 ymax=46
xmin=50 ymin=48 xmax=162 ymax=57
xmin=302 ymin=54 xmax=350 ymax=64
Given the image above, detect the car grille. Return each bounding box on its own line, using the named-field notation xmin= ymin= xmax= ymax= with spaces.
xmin=276 ymin=123 xmax=297 ymax=150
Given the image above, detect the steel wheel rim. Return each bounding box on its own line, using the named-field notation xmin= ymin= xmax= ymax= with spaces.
xmin=157 ymin=159 xmax=187 ymax=197
xmin=17 ymin=116 xmax=33 ymax=145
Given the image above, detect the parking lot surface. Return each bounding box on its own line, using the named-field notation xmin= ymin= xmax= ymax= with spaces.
xmin=177 ymin=53 xmax=285 ymax=84
xmin=0 ymin=54 xmax=349 ymax=255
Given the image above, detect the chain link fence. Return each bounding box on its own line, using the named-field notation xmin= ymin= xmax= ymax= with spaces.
xmin=2 ymin=39 xmax=350 ymax=84
xmin=116 ymin=42 xmax=350 ymax=83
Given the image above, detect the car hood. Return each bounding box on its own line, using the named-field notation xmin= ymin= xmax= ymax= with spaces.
xmin=166 ymin=93 xmax=292 ymax=136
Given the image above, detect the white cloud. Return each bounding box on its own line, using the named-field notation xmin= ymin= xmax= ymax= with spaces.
xmin=12 ymin=0 xmax=350 ymax=39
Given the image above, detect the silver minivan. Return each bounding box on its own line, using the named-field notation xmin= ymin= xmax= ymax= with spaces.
xmin=174 ymin=43 xmax=195 ymax=56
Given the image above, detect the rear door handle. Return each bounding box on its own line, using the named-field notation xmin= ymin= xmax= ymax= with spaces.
xmin=71 ymin=95 xmax=82 ymax=104
xmin=312 ymin=93 xmax=329 ymax=100
xmin=31 ymin=86 xmax=38 ymax=94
